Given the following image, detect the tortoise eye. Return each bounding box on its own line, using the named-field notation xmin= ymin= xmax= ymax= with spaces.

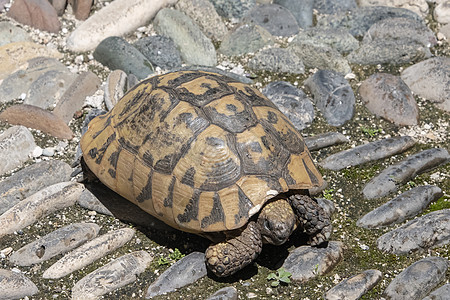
xmin=264 ymin=219 xmax=272 ymax=231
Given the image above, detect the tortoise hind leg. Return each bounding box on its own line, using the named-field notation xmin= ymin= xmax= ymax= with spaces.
xmin=288 ymin=194 xmax=332 ymax=246
xmin=205 ymin=221 xmax=262 ymax=277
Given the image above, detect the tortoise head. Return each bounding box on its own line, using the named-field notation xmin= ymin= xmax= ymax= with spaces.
xmin=257 ymin=199 xmax=296 ymax=245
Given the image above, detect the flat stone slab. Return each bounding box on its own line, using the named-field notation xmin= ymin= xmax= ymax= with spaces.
xmin=206 ymin=286 xmax=238 ymax=300
xmin=146 ymin=252 xmax=207 ymax=298
xmin=72 ymin=250 xmax=153 ymax=300
xmin=77 ymin=189 xmax=113 ymax=216
xmin=304 ymin=132 xmax=349 ymax=151
xmin=9 ymin=223 xmax=100 ymax=266
xmin=0 ymin=160 xmax=72 ymax=215
xmin=282 ymin=241 xmax=343 ymax=282
xmin=357 ymin=185 xmax=443 ymax=228
xmin=0 ymin=126 xmax=36 ymax=176
xmin=377 ymin=209 xmax=450 ymax=254
xmin=324 ymin=269 xmax=382 ymax=300
xmin=219 ymin=24 xmax=273 ymax=56
xmin=363 ymin=148 xmax=450 ymax=199
xmin=43 ymin=227 xmax=135 ymax=279
xmin=320 ymin=136 xmax=415 ymax=171
xmin=0 ymin=182 xmax=84 ymax=238
xmin=422 ymin=283 xmax=450 ymax=300
xmin=0 ymin=268 xmax=38 ymax=299
xmin=383 ymin=257 xmax=448 ymax=300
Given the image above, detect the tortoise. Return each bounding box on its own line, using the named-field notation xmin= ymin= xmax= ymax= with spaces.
xmin=80 ymin=70 xmax=332 ymax=277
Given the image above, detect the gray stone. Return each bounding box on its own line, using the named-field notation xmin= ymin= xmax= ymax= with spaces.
xmin=0 ymin=182 xmax=83 ymax=238
xmin=434 ymin=1 xmax=450 ymax=24
xmin=249 ymin=47 xmax=305 ymax=74
xmin=172 ymin=66 xmax=253 ymax=84
xmin=357 ymin=185 xmax=443 ymax=228
xmin=383 ymin=257 xmax=448 ymax=299
xmin=93 ymin=36 xmax=154 ymax=80
xmin=359 ymin=73 xmax=419 ymax=126
xmin=320 ymin=136 xmax=416 ymax=171
xmin=146 ymin=252 xmax=207 ymax=298
xmin=324 ymin=269 xmax=382 ymax=300
xmin=317 ymin=198 xmax=336 ymax=217
xmin=9 ymin=223 xmax=100 ymax=266
xmin=104 ymin=69 xmax=127 ymax=111
xmin=282 ymin=241 xmax=343 ymax=282
xmin=0 ymin=126 xmax=36 ymax=176
xmin=0 ymin=160 xmax=73 ymax=215
xmin=48 ymin=0 xmax=66 ymax=16
xmin=401 ymin=57 xmax=450 ymax=112
xmin=314 ymin=0 xmax=357 ymax=14
xmin=77 ymin=188 xmax=113 ymax=216
xmin=0 ymin=21 xmax=32 ymax=46
xmin=304 ymin=70 xmax=355 ymax=126
xmin=207 ymin=286 xmax=238 ymax=300
xmin=358 ymin=0 xmax=429 ymax=18
xmin=242 ymin=4 xmax=299 ymax=37
xmin=133 ymin=35 xmax=182 ymax=70
xmin=274 ymin=0 xmax=313 ymax=28
xmin=219 ymin=24 xmax=274 ymax=56
xmin=262 ymin=80 xmax=305 ymax=99
xmin=153 ymin=8 xmax=216 ymax=66
xmin=175 ymin=0 xmax=228 ymax=41
xmin=291 ymin=27 xmax=359 ymax=54
xmin=0 ymin=269 xmax=38 ymax=300
xmin=72 ymin=251 xmax=153 ymax=300
xmin=209 ymin=0 xmax=255 ymax=19
xmin=363 ymin=148 xmax=450 ymax=199
xmin=423 ymin=284 xmax=450 ymax=300
xmin=377 ymin=209 xmax=450 ymax=254
xmin=317 ymin=6 xmax=423 ymax=37
xmin=43 ymin=227 xmax=135 ymax=279
xmin=288 ymin=43 xmax=352 ymax=74
xmin=304 ymin=132 xmax=349 ymax=151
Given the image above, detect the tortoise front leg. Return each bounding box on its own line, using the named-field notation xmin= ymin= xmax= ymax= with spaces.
xmin=205 ymin=221 xmax=262 ymax=277
xmin=288 ymin=194 xmax=332 ymax=246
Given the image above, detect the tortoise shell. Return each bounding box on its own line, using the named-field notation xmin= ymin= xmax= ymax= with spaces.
xmin=80 ymin=71 xmax=323 ymax=234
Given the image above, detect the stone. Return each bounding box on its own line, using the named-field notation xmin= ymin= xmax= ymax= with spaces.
xmin=288 ymin=43 xmax=352 ymax=74
xmin=77 ymin=189 xmax=113 ymax=216
xmin=0 ymin=160 xmax=73 ymax=215
xmin=317 ymin=198 xmax=336 ymax=217
xmin=358 ymin=0 xmax=429 ymax=17
xmin=219 ymin=24 xmax=274 ymax=56
xmin=401 ymin=57 xmax=450 ymax=112
xmin=305 ymin=132 xmax=349 ymax=151
xmin=66 ymin=0 xmax=177 ymax=52
xmin=282 ymin=241 xmax=343 ymax=282
xmin=43 ymin=228 xmax=135 ymax=279
xmin=9 ymin=223 xmax=100 ymax=266
xmin=133 ymin=35 xmax=182 ymax=70
xmin=363 ymin=17 xmax=437 ymax=48
xmin=249 ymin=47 xmax=305 ymax=74
xmin=0 ymin=42 xmax=62 ymax=80
xmin=48 ymin=0 xmax=66 ymax=15
xmin=357 ymin=185 xmax=443 ymax=228
xmin=304 ymin=70 xmax=355 ymax=126
xmin=175 ymin=0 xmax=228 ymax=41
xmin=209 ymin=0 xmax=256 ymax=19
xmin=320 ymin=136 xmax=416 ymax=171
xmin=0 ymin=57 xmax=67 ymax=103
xmin=363 ymin=148 xmax=450 ymax=199
xmin=314 ymin=0 xmax=357 ymax=14
xmin=291 ymin=27 xmax=359 ymax=54
xmin=71 ymin=0 xmax=93 ymax=20
xmin=93 ymin=36 xmax=153 ymax=80
xmin=316 ymin=6 xmax=423 ymax=37
xmin=423 ymin=284 xmax=450 ymax=300
xmin=0 ymin=126 xmax=36 ymax=176
xmin=104 ymin=70 xmax=127 ymax=111
xmin=0 ymin=0 xmax=8 ymax=11
xmin=0 ymin=182 xmax=83 ymax=238
xmin=383 ymin=257 xmax=448 ymax=299
xmin=25 ymin=69 xmax=77 ymax=109
xmin=72 ymin=251 xmax=153 ymax=300
xmin=359 ymin=73 xmax=419 ymax=126
xmin=0 ymin=104 xmax=74 ymax=139
xmin=146 ymin=252 xmax=207 ymax=298
xmin=324 ymin=269 xmax=382 ymax=300
xmin=0 ymin=21 xmax=32 ymax=46
xmin=441 ymin=23 xmax=450 ymax=40
xmin=377 ymin=210 xmax=450 ymax=254
xmin=242 ymin=4 xmax=299 ymax=37
xmin=53 ymin=71 xmax=101 ymax=123
xmin=153 ymin=8 xmax=217 ymax=66
xmin=0 ymin=269 xmax=38 ymax=299
xmin=274 ymin=0 xmax=313 ymax=28
xmin=7 ymin=0 xmax=61 ymax=33
xmin=207 ymin=287 xmax=238 ymax=300
xmin=434 ymin=0 xmax=450 ymax=24
xmin=173 ymin=66 xmax=253 ymax=84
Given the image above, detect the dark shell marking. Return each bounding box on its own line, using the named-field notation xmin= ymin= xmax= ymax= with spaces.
xmin=81 ymin=71 xmax=323 ymax=234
